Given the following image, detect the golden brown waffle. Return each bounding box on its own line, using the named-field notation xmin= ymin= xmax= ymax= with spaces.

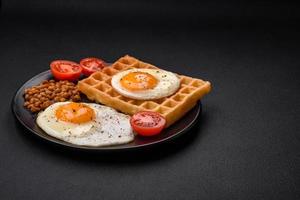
xmin=78 ymin=55 xmax=211 ymax=127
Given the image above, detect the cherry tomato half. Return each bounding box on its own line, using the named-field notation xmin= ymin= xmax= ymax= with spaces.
xmin=130 ymin=111 xmax=166 ymax=136
xmin=80 ymin=57 xmax=105 ymax=76
xmin=50 ymin=60 xmax=82 ymax=81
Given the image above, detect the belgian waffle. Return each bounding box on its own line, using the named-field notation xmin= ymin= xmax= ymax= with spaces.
xmin=78 ymin=55 xmax=211 ymax=127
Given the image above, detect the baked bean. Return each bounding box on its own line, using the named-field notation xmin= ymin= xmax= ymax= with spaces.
xmin=54 ymin=89 xmax=61 ymax=93
xmin=31 ymin=106 xmax=39 ymax=112
xmin=50 ymin=94 xmax=55 ymax=99
xmin=24 ymin=79 xmax=81 ymax=112
xmin=45 ymin=90 xmax=51 ymax=95
xmin=62 ymin=93 xmax=69 ymax=98
xmin=54 ymin=96 xmax=60 ymax=102
xmin=41 ymin=101 xmax=50 ymax=108
xmin=72 ymin=95 xmax=80 ymax=101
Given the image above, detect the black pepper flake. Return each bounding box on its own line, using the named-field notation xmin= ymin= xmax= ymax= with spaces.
xmin=118 ymin=135 xmax=122 ymax=138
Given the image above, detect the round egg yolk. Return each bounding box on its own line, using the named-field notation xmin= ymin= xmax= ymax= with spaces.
xmin=55 ymin=103 xmax=95 ymax=124
xmin=120 ymin=72 xmax=158 ymax=91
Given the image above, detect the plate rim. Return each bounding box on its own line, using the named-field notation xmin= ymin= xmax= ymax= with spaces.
xmin=11 ymin=70 xmax=202 ymax=151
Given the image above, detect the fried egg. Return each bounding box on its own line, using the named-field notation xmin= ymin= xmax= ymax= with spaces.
xmin=111 ymin=69 xmax=180 ymax=100
xmin=36 ymin=102 xmax=134 ymax=147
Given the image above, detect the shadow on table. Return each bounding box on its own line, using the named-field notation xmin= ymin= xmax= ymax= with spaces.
xmin=14 ymin=111 xmax=210 ymax=164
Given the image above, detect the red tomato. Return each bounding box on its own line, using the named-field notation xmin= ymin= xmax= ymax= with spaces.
xmin=80 ymin=57 xmax=105 ymax=76
xmin=130 ymin=111 xmax=166 ymax=136
xmin=50 ymin=60 xmax=82 ymax=81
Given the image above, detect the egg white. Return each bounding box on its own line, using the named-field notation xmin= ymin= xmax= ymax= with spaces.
xmin=36 ymin=102 xmax=134 ymax=147
xmin=111 ymin=69 xmax=180 ymax=100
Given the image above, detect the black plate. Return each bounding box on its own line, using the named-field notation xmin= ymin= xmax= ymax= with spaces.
xmin=12 ymin=70 xmax=202 ymax=151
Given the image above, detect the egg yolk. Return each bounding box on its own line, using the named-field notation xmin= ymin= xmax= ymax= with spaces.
xmin=120 ymin=72 xmax=158 ymax=91
xmin=55 ymin=103 xmax=95 ymax=124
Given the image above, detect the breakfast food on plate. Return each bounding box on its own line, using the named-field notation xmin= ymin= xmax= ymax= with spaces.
xmin=130 ymin=111 xmax=166 ymax=136
xmin=36 ymin=102 xmax=134 ymax=146
xmin=24 ymin=80 xmax=81 ymax=112
xmin=50 ymin=60 xmax=82 ymax=81
xmin=111 ymin=69 xmax=180 ymax=100
xmin=21 ymin=54 xmax=211 ymax=147
xmin=78 ymin=55 xmax=211 ymax=127
xmin=80 ymin=57 xmax=106 ymax=76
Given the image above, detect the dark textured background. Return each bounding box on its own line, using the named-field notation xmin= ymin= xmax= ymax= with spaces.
xmin=0 ymin=1 xmax=299 ymax=200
